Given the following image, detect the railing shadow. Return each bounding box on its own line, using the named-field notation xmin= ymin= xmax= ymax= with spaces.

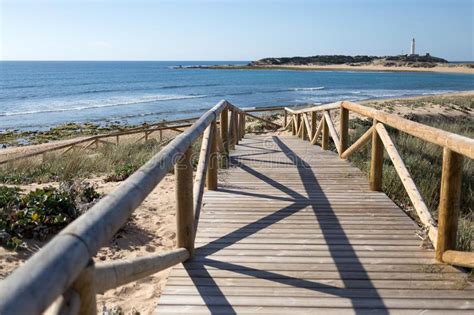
xmin=183 ymin=135 xmax=388 ymax=314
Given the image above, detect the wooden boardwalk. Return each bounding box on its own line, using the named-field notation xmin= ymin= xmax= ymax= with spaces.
xmin=156 ymin=134 xmax=473 ymax=314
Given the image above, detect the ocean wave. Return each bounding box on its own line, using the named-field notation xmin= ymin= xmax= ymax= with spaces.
xmin=0 ymin=94 xmax=207 ymax=117
xmin=293 ymin=87 xmax=325 ymax=91
xmin=161 ymin=83 xmax=221 ymax=89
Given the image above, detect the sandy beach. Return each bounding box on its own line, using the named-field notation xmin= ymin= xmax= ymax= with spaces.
xmin=207 ymin=64 xmax=474 ymax=74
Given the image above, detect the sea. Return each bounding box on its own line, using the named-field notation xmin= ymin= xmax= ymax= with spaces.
xmin=0 ymin=61 xmax=473 ymax=132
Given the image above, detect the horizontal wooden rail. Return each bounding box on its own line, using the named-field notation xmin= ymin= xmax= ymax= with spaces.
xmin=285 ymin=102 xmax=340 ymax=114
xmin=442 ymin=250 xmax=474 ymax=268
xmin=94 ymin=248 xmax=189 ymax=294
xmin=285 ymin=100 xmax=474 ymax=269
xmin=0 ymin=121 xmax=194 ymax=165
xmin=0 ymin=98 xmax=282 ymax=314
xmin=341 ymin=101 xmax=474 ymax=159
xmin=242 ymin=105 xmax=285 ymax=113
xmin=0 ymin=100 xmax=231 ymax=314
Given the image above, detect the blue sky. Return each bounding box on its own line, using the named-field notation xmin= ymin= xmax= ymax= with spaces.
xmin=1 ymin=0 xmax=472 ymax=61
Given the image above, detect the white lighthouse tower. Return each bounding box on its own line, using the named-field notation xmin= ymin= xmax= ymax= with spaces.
xmin=410 ymin=38 xmax=416 ymax=55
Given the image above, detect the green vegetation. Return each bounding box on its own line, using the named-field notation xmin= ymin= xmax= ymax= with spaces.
xmin=245 ymin=113 xmax=281 ymax=134
xmin=0 ymin=122 xmax=139 ymax=147
xmin=0 ymin=139 xmax=165 ymax=184
xmin=346 ymin=115 xmax=473 ymax=251
xmin=0 ymin=182 xmax=100 ymax=249
xmin=249 ymin=54 xmax=448 ymax=66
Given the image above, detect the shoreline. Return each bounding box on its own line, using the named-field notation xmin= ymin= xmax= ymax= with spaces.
xmin=188 ymin=64 xmax=474 ymax=75
xmin=1 ymin=90 xmax=472 ymax=148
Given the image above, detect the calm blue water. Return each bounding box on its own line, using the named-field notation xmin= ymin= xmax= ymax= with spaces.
xmin=1 ymin=61 xmax=473 ymax=131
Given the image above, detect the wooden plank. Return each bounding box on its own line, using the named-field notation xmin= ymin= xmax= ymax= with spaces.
xmin=156 ymin=133 xmax=472 ymax=313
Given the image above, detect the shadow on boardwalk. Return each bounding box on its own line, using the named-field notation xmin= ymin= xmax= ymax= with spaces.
xmin=184 ymin=136 xmax=388 ymax=314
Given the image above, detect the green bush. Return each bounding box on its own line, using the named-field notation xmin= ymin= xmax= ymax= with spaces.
xmin=0 ymin=182 xmax=101 ymax=250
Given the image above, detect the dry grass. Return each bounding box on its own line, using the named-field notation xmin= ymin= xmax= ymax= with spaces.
xmin=345 ymin=114 xmax=473 ymax=251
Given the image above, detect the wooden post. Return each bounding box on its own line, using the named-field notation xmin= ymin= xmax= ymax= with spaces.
xmin=436 ymin=148 xmax=463 ymax=261
xmin=294 ymin=114 xmax=300 ymax=137
xmin=239 ymin=112 xmax=244 ymax=140
xmin=235 ymin=111 xmax=240 ymax=145
xmin=175 ymin=147 xmax=194 ymax=256
xmin=370 ymin=121 xmax=384 ymax=191
xmin=311 ymin=112 xmax=317 ymax=140
xmin=220 ymin=107 xmax=229 ymax=155
xmin=72 ymin=259 xmax=96 ymax=315
xmin=159 ymin=130 xmax=163 ymax=142
xmin=206 ymin=121 xmax=218 ymax=190
xmin=228 ymin=109 xmax=235 ymax=150
xmin=321 ymin=117 xmax=329 ymax=150
xmin=340 ymin=106 xmax=349 ymax=156
xmin=284 ymin=110 xmax=288 ymax=127
xmin=116 ymin=135 xmax=119 ymax=145
xmin=144 ymin=131 xmax=149 ymax=142
xmin=291 ymin=116 xmax=296 ymax=135
xmin=296 ymin=114 xmax=305 ymax=138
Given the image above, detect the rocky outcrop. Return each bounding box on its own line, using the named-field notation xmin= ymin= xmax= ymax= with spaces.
xmin=249 ymin=54 xmax=448 ymax=67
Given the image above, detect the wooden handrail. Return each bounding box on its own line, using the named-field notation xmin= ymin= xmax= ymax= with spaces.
xmin=285 ymin=100 xmax=474 ymax=269
xmin=341 ymin=101 xmax=474 ymax=159
xmin=0 ymin=100 xmax=244 ymax=314
xmin=0 ymin=105 xmax=282 ymax=165
xmin=284 ymin=102 xmax=340 ymax=114
xmin=0 ymin=99 xmax=280 ymax=314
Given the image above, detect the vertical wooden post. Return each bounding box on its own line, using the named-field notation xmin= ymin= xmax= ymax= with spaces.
xmin=220 ymin=107 xmax=229 ymax=155
xmin=369 ymin=120 xmax=384 ymax=191
xmin=284 ymin=110 xmax=288 ymax=128
xmin=240 ymin=112 xmax=245 ymax=140
xmin=321 ymin=117 xmax=329 ymax=150
xmin=229 ymin=109 xmax=236 ymax=150
xmin=94 ymin=139 xmax=98 ymax=149
xmin=294 ymin=114 xmax=299 ymax=137
xmin=235 ymin=111 xmax=240 ymax=145
xmin=144 ymin=131 xmax=149 ymax=142
xmin=206 ymin=121 xmax=218 ymax=190
xmin=72 ymin=259 xmax=96 ymax=315
xmin=340 ymin=106 xmax=349 ymax=156
xmin=291 ymin=115 xmax=296 ymax=135
xmin=311 ymin=111 xmax=317 ymax=140
xmin=175 ymin=147 xmax=194 ymax=256
xmin=159 ymin=130 xmax=163 ymax=142
xmin=436 ymin=148 xmax=463 ymax=261
xmin=116 ymin=135 xmax=119 ymax=145
xmin=302 ymin=114 xmax=308 ymax=141
xmin=296 ymin=114 xmax=302 ymax=138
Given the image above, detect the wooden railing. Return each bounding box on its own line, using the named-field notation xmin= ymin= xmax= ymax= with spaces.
xmin=0 ymin=100 xmax=280 ymax=315
xmin=285 ymin=101 xmax=474 ymax=269
xmin=0 ymin=106 xmax=284 ymax=165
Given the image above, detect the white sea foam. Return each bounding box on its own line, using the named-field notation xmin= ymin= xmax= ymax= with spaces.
xmin=293 ymin=87 xmax=325 ymax=91
xmin=0 ymin=94 xmax=207 ymax=117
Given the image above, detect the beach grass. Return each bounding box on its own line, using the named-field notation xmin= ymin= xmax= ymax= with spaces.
xmin=345 ymin=114 xmax=473 ymax=251
xmin=0 ymin=139 xmax=165 ymax=184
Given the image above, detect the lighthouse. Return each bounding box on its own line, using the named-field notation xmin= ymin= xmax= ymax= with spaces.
xmin=410 ymin=38 xmax=416 ymax=55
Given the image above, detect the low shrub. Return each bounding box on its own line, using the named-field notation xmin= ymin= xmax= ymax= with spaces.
xmin=0 ymin=181 xmax=101 ymax=250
